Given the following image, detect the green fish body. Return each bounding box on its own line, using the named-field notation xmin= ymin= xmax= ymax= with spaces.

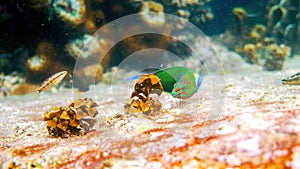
xmin=127 ymin=67 xmax=204 ymax=99
xmin=153 ymin=67 xmax=191 ymax=92
xmin=153 ymin=67 xmax=204 ymax=99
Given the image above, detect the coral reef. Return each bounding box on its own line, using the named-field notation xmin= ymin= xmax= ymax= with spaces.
xmin=0 ymin=48 xmax=29 ymax=74
xmin=35 ymin=42 xmax=56 ymax=58
xmin=163 ymin=0 xmax=214 ymax=26
xmin=65 ymin=34 xmax=98 ymax=62
xmin=0 ymin=0 xmax=216 ymax=90
xmin=128 ymin=0 xmax=213 ymax=30
xmin=0 ymin=72 xmax=25 ymax=97
xmin=240 ymin=42 xmax=290 ymax=70
xmin=263 ymin=44 xmax=290 ymax=70
xmin=102 ymin=66 xmax=123 ymax=84
xmin=52 ymin=0 xmax=87 ymax=27
xmin=25 ymin=42 xmax=70 ymax=84
xmin=43 ymin=97 xmax=98 ymax=138
xmin=249 ymin=24 xmax=267 ymax=43
xmin=85 ymin=10 xmax=106 ymax=34
xmin=65 ymin=34 xmax=105 ymax=90
xmin=266 ymin=0 xmax=299 ymax=46
xmin=26 ymin=55 xmax=66 ymax=83
xmin=220 ymin=3 xmax=296 ymax=70
xmin=233 ymin=7 xmax=248 ymax=24
xmin=74 ymin=63 xmax=103 ymax=91
xmin=231 ymin=7 xmax=249 ymax=40
xmin=65 ymin=34 xmax=111 ymax=68
xmin=81 ymin=63 xmax=103 ymax=83
xmin=243 ymin=44 xmax=259 ymax=64
xmin=140 ymin=1 xmax=165 ymax=26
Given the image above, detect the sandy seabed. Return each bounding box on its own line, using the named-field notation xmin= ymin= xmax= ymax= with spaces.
xmin=1 ymin=44 xmax=300 ymax=168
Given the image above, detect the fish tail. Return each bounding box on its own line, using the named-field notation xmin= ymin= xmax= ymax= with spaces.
xmin=196 ymin=74 xmax=204 ymax=92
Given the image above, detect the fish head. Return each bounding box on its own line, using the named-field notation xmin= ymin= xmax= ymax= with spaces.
xmin=171 ymin=81 xmax=190 ymax=99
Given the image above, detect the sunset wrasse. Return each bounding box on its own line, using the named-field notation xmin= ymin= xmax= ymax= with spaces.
xmin=128 ymin=67 xmax=204 ymax=99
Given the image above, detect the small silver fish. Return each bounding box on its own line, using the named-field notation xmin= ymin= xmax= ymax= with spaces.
xmin=282 ymin=72 xmax=300 ymax=85
xmin=36 ymin=71 xmax=68 ymax=93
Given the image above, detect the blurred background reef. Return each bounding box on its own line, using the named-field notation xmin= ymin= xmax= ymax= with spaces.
xmin=0 ymin=0 xmax=299 ymax=96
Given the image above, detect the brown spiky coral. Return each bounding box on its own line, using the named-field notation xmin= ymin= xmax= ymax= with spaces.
xmin=43 ymin=98 xmax=98 ymax=138
xmin=69 ymin=98 xmax=99 ymax=132
xmin=124 ymin=74 xmax=163 ymax=114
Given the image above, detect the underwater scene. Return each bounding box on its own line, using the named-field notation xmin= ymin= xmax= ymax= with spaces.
xmin=1 ymin=0 xmax=300 ymax=168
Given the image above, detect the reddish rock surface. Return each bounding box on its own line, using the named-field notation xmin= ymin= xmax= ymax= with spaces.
xmin=1 ymin=65 xmax=300 ymax=168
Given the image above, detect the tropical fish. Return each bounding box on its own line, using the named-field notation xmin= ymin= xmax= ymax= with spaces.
xmin=128 ymin=67 xmax=204 ymax=99
xmin=153 ymin=67 xmax=204 ymax=99
xmin=171 ymin=72 xmax=204 ymax=99
xmin=282 ymin=72 xmax=300 ymax=85
xmin=36 ymin=71 xmax=68 ymax=93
